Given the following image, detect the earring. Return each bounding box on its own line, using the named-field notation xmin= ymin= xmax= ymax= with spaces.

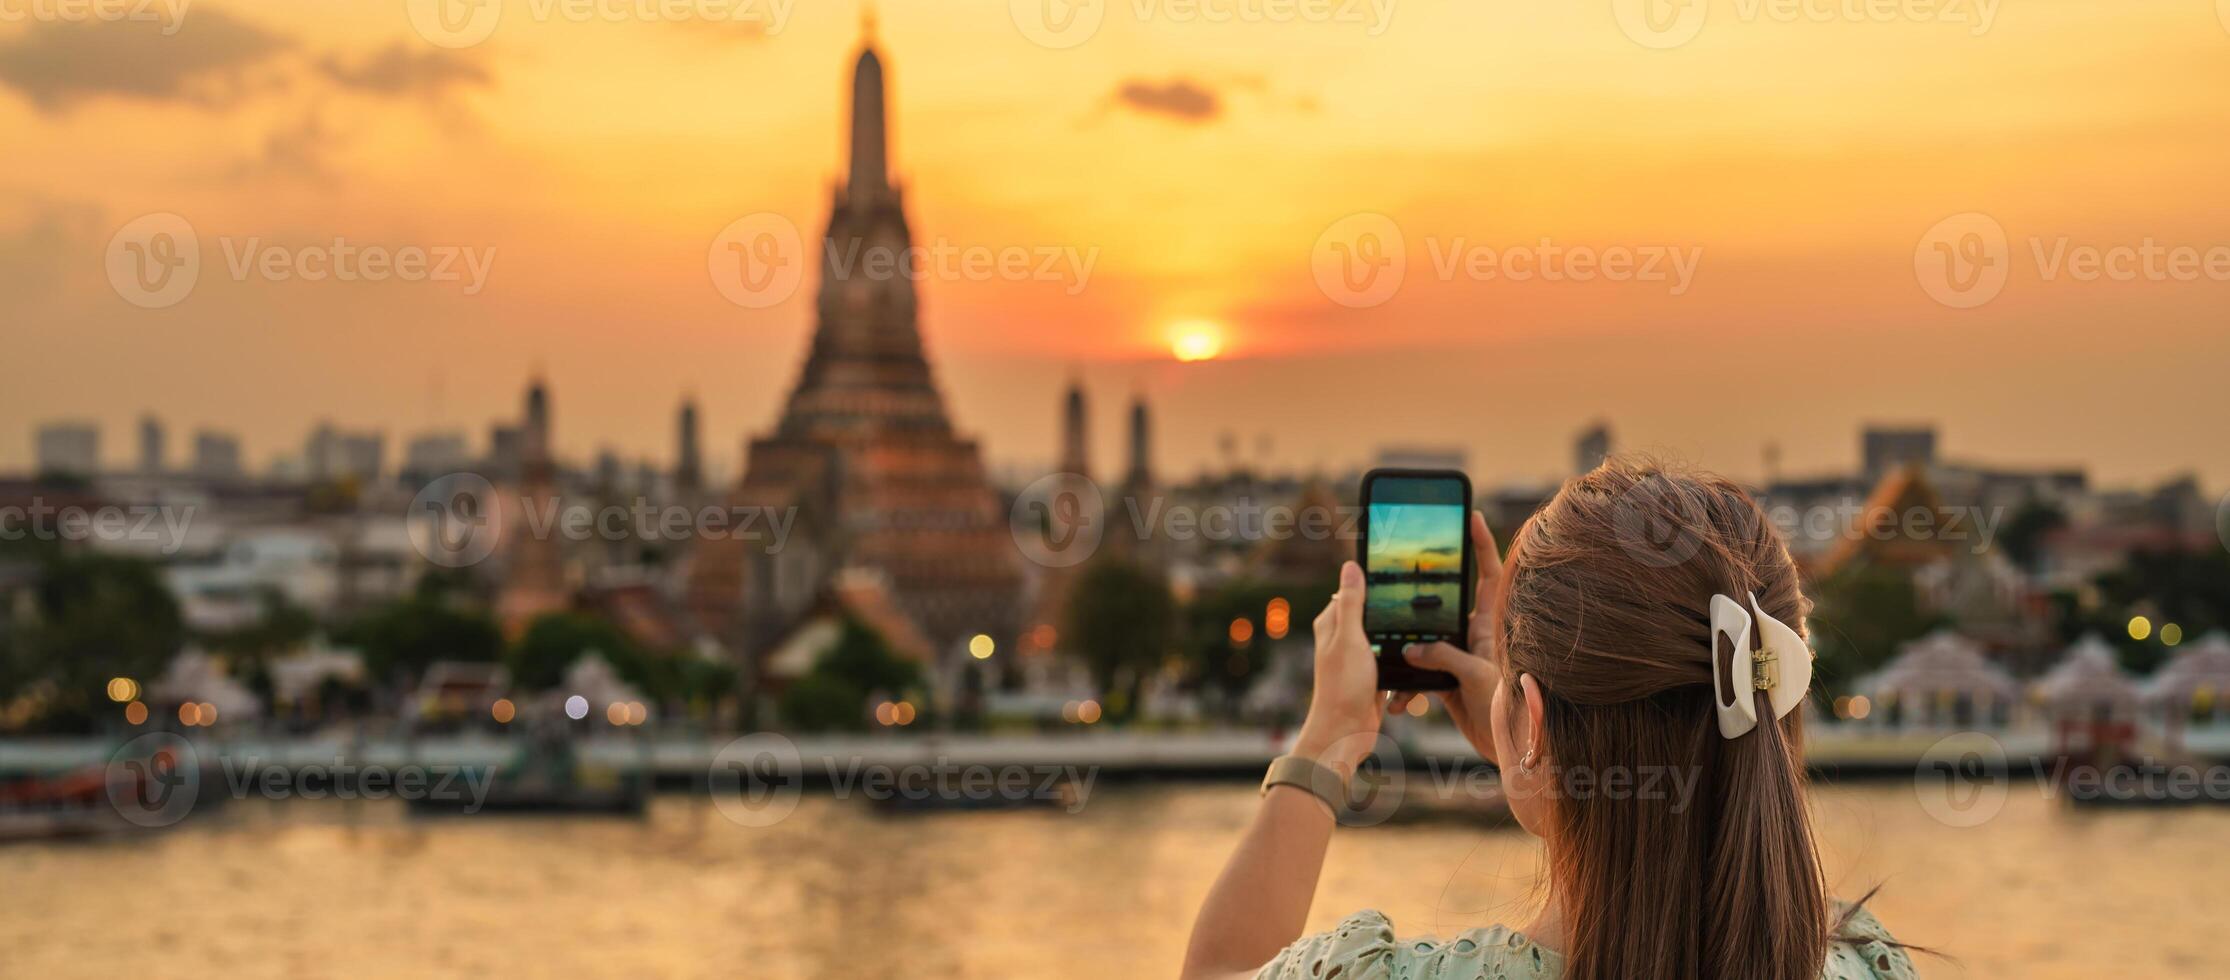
xmin=1519 ymin=748 xmax=1538 ymax=771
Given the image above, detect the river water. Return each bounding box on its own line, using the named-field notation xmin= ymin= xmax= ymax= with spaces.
xmin=2 ymin=782 xmax=2218 ymax=978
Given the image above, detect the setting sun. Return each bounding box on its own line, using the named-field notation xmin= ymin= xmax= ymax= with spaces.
xmin=1169 ymin=320 xmax=1226 ymax=363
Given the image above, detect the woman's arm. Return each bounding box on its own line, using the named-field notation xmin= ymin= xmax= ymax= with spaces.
xmin=1180 ymin=562 xmax=1384 ymax=980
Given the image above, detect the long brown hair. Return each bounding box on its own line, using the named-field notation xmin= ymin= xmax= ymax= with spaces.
xmin=1497 ymin=457 xmax=1829 ymax=980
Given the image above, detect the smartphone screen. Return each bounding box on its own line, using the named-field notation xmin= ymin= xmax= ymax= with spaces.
xmin=1359 ymin=469 xmax=1471 ymax=690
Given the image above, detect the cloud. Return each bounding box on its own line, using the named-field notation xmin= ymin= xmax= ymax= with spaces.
xmin=1113 ymin=77 xmax=1221 ymax=123
xmin=317 ymin=45 xmax=490 ymax=100
xmin=0 ymin=9 xmax=290 ymax=112
xmin=226 ymin=109 xmax=341 ymax=185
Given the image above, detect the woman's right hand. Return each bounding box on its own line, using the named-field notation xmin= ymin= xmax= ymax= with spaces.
xmin=1396 ymin=511 xmax=1505 ymax=764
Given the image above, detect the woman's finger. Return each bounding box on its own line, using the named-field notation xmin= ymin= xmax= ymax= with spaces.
xmin=1385 ymin=692 xmax=1415 ymax=715
xmin=1403 ymin=641 xmax=1491 ymax=685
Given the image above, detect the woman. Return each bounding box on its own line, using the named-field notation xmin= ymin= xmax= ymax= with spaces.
xmin=1182 ymin=460 xmax=1916 ymax=980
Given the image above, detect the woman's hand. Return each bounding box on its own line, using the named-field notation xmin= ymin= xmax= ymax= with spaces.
xmin=1395 ymin=511 xmax=1505 ymax=764
xmin=1290 ymin=561 xmax=1381 ymax=778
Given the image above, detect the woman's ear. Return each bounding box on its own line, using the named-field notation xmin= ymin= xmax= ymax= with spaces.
xmin=1517 ymin=673 xmax=1548 ymax=762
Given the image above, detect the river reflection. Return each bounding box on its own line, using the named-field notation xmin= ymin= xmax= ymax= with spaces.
xmin=1 ymin=783 xmax=2220 ymax=978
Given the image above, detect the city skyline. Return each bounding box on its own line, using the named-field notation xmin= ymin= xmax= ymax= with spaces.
xmin=3 ymin=2 xmax=2227 ymax=488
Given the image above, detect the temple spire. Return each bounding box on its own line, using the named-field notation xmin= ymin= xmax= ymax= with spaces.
xmin=847 ymin=23 xmax=889 ymax=199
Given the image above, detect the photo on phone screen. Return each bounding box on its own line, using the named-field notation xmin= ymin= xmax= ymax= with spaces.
xmin=1361 ymin=473 xmax=1469 ymax=640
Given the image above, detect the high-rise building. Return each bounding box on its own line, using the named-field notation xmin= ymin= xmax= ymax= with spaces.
xmin=1575 ymin=421 xmax=1611 ymax=476
xmin=676 ymin=396 xmax=703 ymax=492
xmin=138 ymin=414 xmax=166 ymax=475
xmin=691 ymin=30 xmax=1023 ymax=667
xmin=192 ymin=430 xmax=243 ymax=480
xmin=306 ymin=424 xmax=384 ymax=483
xmin=1123 ymin=394 xmax=1153 ymax=493
xmin=1863 ymin=425 xmax=1937 ymax=481
xmin=34 ymin=422 xmax=99 ymax=477
xmin=1060 ymin=379 xmax=1089 ymax=478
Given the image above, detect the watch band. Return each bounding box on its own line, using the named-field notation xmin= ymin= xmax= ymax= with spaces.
xmin=1261 ymin=754 xmax=1347 ymax=816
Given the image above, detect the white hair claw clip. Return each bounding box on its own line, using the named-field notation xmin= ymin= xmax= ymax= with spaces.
xmin=1707 ymin=593 xmax=1814 ymax=739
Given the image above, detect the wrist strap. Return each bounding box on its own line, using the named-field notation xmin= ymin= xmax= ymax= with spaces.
xmin=1261 ymin=754 xmax=1347 ymax=817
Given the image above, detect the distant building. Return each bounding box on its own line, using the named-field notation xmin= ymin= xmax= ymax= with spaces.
xmin=688 ymin=32 xmax=1023 ymax=694
xmin=34 ymin=421 xmax=99 ymax=477
xmin=1060 ymin=378 xmax=1089 ymax=477
xmin=191 ymin=430 xmax=243 ymax=480
xmin=1574 ymin=421 xmax=1611 ymax=476
xmin=1373 ymin=446 xmax=1468 ymax=473
xmin=306 ymin=423 xmax=384 ymax=484
xmin=138 ymin=414 xmax=166 ymax=475
xmin=402 ymin=432 xmax=471 ymax=482
xmin=675 ymin=396 xmax=703 ymax=493
xmin=1862 ymin=425 xmax=1936 ymax=482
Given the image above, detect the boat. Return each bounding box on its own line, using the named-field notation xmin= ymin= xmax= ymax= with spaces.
xmin=1410 ymin=594 xmax=1444 ymax=609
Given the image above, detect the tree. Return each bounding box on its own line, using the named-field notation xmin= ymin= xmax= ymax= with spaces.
xmin=341 ymin=592 xmax=503 ymax=689
xmin=1996 ymin=501 xmax=2067 ymax=572
xmin=1182 ymin=580 xmax=1327 ymax=712
xmin=776 ymin=617 xmax=923 ymax=733
xmin=509 ymin=612 xmax=644 ymax=692
xmin=1064 ymin=557 xmax=1176 ymax=723
xmin=201 ymin=586 xmax=317 ymax=705
xmin=1806 ymin=565 xmax=1947 ymax=701
xmin=3 ymin=552 xmax=183 ymax=732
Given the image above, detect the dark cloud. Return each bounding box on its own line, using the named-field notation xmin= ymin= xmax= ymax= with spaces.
xmin=1113 ymin=77 xmax=1221 ymax=123
xmin=317 ymin=45 xmax=490 ymax=100
xmin=0 ymin=9 xmax=290 ymax=112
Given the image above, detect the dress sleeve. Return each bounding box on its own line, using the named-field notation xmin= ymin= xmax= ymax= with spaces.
xmin=1254 ymin=910 xmax=1402 ymax=980
xmin=1826 ymin=905 xmax=1920 ymax=980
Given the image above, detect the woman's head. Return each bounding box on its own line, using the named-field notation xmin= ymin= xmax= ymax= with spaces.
xmin=1488 ymin=457 xmax=1827 ymax=980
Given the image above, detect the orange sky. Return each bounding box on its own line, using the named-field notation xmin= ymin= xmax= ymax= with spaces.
xmin=1 ymin=0 xmax=2225 ymax=489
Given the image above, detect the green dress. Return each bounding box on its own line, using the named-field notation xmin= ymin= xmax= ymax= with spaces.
xmin=1255 ymin=906 xmax=1916 ymax=980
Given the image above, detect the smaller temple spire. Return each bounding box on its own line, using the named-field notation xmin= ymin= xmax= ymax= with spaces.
xmin=847 ymin=14 xmax=889 ymax=199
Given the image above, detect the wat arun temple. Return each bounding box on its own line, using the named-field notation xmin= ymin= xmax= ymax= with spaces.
xmin=688 ymin=34 xmax=1024 ymax=680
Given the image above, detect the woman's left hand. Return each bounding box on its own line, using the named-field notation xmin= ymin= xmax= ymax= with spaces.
xmin=1291 ymin=561 xmax=1381 ymax=777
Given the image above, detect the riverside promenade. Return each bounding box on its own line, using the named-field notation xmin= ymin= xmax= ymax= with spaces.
xmin=0 ymin=728 xmax=2082 ymax=785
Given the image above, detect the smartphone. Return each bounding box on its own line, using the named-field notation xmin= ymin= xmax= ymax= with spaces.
xmin=1357 ymin=468 xmax=1473 ymax=690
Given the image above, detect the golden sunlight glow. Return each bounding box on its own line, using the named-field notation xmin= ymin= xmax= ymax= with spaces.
xmin=1169 ymin=321 xmax=1226 ymax=363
